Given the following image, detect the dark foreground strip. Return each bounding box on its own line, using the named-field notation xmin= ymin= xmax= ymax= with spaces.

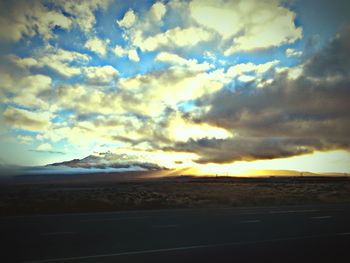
xmin=22 ymin=232 xmax=350 ymax=263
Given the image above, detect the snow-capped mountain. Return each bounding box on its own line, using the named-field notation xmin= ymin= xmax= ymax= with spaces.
xmin=48 ymin=151 xmax=164 ymax=171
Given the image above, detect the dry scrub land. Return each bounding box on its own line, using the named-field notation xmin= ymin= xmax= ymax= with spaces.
xmin=1 ymin=176 xmax=350 ymax=216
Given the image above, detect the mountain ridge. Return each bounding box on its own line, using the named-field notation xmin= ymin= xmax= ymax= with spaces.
xmin=47 ymin=151 xmax=164 ymax=171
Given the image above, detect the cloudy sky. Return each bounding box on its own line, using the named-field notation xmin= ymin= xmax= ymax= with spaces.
xmin=0 ymin=0 xmax=349 ymax=174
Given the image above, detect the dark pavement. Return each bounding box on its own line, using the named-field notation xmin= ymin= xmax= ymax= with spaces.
xmin=2 ymin=204 xmax=350 ymax=263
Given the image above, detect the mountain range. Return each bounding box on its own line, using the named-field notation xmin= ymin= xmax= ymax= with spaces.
xmin=48 ymin=151 xmax=164 ymax=171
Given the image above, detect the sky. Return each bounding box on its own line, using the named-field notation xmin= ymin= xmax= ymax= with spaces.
xmin=0 ymin=0 xmax=349 ymax=175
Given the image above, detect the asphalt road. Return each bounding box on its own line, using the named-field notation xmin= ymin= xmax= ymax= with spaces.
xmin=2 ymin=204 xmax=350 ymax=263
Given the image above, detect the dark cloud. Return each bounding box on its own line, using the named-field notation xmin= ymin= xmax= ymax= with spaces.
xmin=304 ymin=26 xmax=350 ymax=78
xmin=167 ymin=137 xmax=328 ymax=164
xmin=199 ymin=75 xmax=349 ymax=139
xmin=166 ymin=26 xmax=350 ymax=164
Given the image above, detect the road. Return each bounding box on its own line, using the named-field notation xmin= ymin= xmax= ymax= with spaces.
xmin=2 ymin=204 xmax=350 ymax=263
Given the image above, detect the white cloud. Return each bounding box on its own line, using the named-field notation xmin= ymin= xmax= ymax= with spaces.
xmin=118 ymin=0 xmax=301 ymax=56
xmin=56 ymin=84 xmax=125 ymax=115
xmin=203 ymin=51 xmax=216 ymax=61
xmin=276 ymin=65 xmax=303 ymax=80
xmin=155 ymin=52 xmax=213 ymax=71
xmin=127 ymin=49 xmax=140 ymax=62
xmin=286 ymin=48 xmax=303 ymax=57
xmin=0 ymin=71 xmax=52 ymax=109
xmin=9 ymin=56 xmax=39 ymax=68
xmin=149 ymin=2 xmax=167 ymax=22
xmin=189 ymin=0 xmax=302 ymax=55
xmin=0 ymin=0 xmax=110 ymax=42
xmin=0 ymin=71 xmax=16 ymax=92
xmin=117 ymin=9 xmax=137 ymax=28
xmin=113 ymin=45 xmax=140 ymax=62
xmin=9 ymin=46 xmax=90 ymax=77
xmin=237 ymin=75 xmax=256 ymax=82
xmin=52 ymin=0 xmax=110 ymax=33
xmin=85 ymin=37 xmax=108 ymax=56
xmin=22 ymin=74 xmax=52 ymax=93
xmin=13 ymin=75 xmax=52 ymax=109
xmin=165 ymin=111 xmax=232 ymax=142
xmin=37 ymin=143 xmax=52 ymax=151
xmin=118 ymin=66 xmax=226 ymax=116
xmin=226 ymin=60 xmax=279 ymax=78
xmin=38 ymin=112 xmax=152 ymax=148
xmin=0 ymin=0 xmax=72 ymax=42
xmin=3 ymin=106 xmax=51 ymax=132
xmin=17 ymin=135 xmax=33 ymax=144
xmin=114 ymin=1 xmax=214 ymax=55
xmin=55 ymin=67 xmax=226 ymax=117
xmin=83 ymin=65 xmax=119 ymax=85
xmin=190 ymin=0 xmax=240 ymax=39
xmin=136 ymin=26 xmax=213 ymax=52
xmin=113 ymin=45 xmax=126 ymax=57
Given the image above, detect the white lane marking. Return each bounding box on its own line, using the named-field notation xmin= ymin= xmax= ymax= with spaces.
xmin=41 ymin=232 xmax=75 ymax=236
xmin=21 ymin=232 xmax=350 ymax=263
xmin=269 ymin=209 xmax=318 ymax=214
xmin=240 ymin=220 xmax=261 ymax=224
xmin=310 ymin=216 xmax=333 ymax=220
xmin=152 ymin=224 xmax=178 ymax=228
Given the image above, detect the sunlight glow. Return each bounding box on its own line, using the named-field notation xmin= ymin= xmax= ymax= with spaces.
xmin=192 ymin=150 xmax=350 ymax=176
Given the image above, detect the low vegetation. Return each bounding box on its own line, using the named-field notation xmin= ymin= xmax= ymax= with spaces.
xmin=1 ymin=176 xmax=350 ymax=216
